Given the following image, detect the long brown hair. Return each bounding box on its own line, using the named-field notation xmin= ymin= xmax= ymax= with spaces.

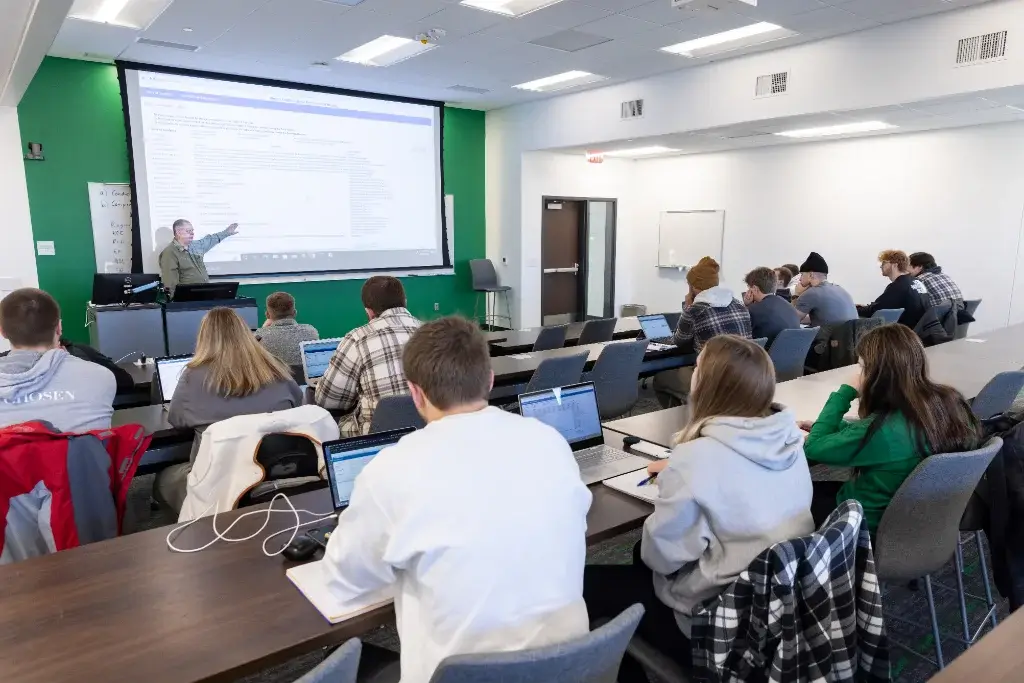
xmin=189 ymin=307 xmax=292 ymax=397
xmin=856 ymin=324 xmax=980 ymax=454
xmin=672 ymin=336 xmax=776 ymax=445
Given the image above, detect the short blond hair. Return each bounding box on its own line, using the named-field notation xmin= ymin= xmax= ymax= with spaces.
xmin=190 ymin=307 xmax=291 ymax=397
xmin=878 ymin=249 xmax=910 ymax=272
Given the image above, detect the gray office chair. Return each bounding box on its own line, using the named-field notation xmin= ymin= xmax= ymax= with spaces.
xmin=525 ymin=352 xmax=589 ymax=393
xmin=873 ymin=438 xmax=1003 ymax=670
xmin=971 ymin=371 xmax=1024 ymax=419
xmin=934 ymin=301 xmax=955 ymax=340
xmin=577 ymin=318 xmax=617 ymax=345
xmin=294 ymin=638 xmax=361 ymax=683
xmin=660 ymin=312 xmax=681 ymax=331
xmin=469 ymin=259 xmax=512 ymax=330
xmin=582 ymin=340 xmax=649 ymax=420
xmin=872 ymin=308 xmax=904 ymax=324
xmin=955 ymin=299 xmax=982 ymax=340
xmin=369 ymin=395 xmax=426 ymax=433
xmin=428 ymin=604 xmax=644 ymax=683
xmin=767 ymin=327 xmax=819 ymax=382
xmin=532 ymin=325 xmax=568 ymax=352
xmin=753 ymin=337 xmax=768 ymax=348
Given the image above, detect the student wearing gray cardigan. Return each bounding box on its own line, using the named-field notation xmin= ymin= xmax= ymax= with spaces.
xmin=254 ymin=292 xmax=319 ymax=367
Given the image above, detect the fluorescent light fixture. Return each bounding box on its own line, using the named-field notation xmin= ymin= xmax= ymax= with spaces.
xmin=69 ymin=0 xmax=173 ymax=28
xmin=336 ymin=35 xmax=435 ymax=67
xmin=661 ymin=22 xmax=795 ymax=58
xmin=603 ymin=146 xmax=679 ymax=157
xmin=461 ymin=0 xmax=566 ymax=17
xmin=774 ymin=121 xmax=897 ymax=138
xmin=513 ymin=70 xmax=606 ymax=92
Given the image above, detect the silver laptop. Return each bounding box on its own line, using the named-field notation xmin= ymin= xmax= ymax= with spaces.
xmin=154 ymin=354 xmax=192 ymax=404
xmin=299 ymin=338 xmax=342 ymax=387
xmin=518 ymin=382 xmax=653 ymax=485
xmin=637 ymin=314 xmax=675 ymax=345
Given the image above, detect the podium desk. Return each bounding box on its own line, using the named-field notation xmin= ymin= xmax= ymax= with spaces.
xmin=164 ymin=297 xmax=258 ymax=356
xmin=88 ymin=303 xmax=167 ymax=362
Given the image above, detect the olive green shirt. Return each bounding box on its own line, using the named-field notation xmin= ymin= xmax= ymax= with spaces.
xmin=158 ymin=229 xmax=232 ymax=294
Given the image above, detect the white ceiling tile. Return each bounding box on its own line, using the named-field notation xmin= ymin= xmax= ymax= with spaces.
xmin=906 ymin=95 xmax=1002 ymax=116
xmin=729 ymin=0 xmax=829 ymax=22
xmin=577 ymin=13 xmax=659 ymax=38
xmin=836 ymin=0 xmax=950 ymax=22
xmin=472 ymin=1 xmax=612 ymax=41
xmin=49 ymin=17 xmax=139 ymax=60
xmin=579 ymin=0 xmax=650 ymax=10
xmin=618 ymin=24 xmax=691 ymax=49
xmin=620 ymin=0 xmax=698 ymax=26
xmin=140 ymin=0 xmax=271 ymax=45
xmin=776 ymin=6 xmax=876 ymax=34
xmin=360 ymin=0 xmax=452 ymax=23
xmin=668 ymin=9 xmax=760 ymax=39
xmin=403 ymin=4 xmax=510 ymax=39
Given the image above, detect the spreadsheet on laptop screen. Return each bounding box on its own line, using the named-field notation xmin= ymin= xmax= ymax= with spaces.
xmin=520 ymin=385 xmax=602 ymax=445
xmin=638 ymin=315 xmax=673 ymax=339
xmin=325 ymin=444 xmax=384 ymax=509
xmin=303 ymin=340 xmax=341 ymax=379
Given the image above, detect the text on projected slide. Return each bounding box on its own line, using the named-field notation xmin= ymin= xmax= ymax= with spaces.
xmin=126 ymin=69 xmax=445 ymax=276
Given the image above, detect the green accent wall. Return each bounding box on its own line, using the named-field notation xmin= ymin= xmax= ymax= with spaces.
xmin=18 ymin=57 xmax=486 ymax=344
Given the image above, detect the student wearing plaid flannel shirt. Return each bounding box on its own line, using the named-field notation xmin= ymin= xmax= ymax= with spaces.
xmin=909 ymin=252 xmax=965 ymax=312
xmin=314 ymin=276 xmax=421 ymax=436
xmin=653 ymin=256 xmax=751 ymax=408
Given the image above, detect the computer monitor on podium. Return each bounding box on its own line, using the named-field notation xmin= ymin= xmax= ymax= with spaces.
xmin=172 ymin=282 xmax=239 ymax=302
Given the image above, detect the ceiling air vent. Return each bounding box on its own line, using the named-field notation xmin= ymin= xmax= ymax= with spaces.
xmin=755 ymin=71 xmax=788 ymax=98
xmin=621 ymin=99 xmax=644 ymax=120
xmin=448 ymin=85 xmax=490 ymax=95
xmin=956 ymin=30 xmax=1008 ymax=66
xmin=134 ymin=38 xmax=200 ymax=52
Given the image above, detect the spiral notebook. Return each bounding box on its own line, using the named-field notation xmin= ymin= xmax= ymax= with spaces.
xmin=602 ymin=470 xmax=659 ymax=504
xmin=286 ymin=560 xmax=393 ymax=624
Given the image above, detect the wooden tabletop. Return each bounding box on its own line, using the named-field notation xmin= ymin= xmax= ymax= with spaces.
xmin=121 ymin=360 xmax=155 ymax=388
xmin=928 ymin=608 xmax=1024 ymax=682
xmin=485 ymin=318 xmax=644 ymax=355
xmin=0 ymin=430 xmax=652 ymax=683
xmin=490 ymin=341 xmax=693 ymax=387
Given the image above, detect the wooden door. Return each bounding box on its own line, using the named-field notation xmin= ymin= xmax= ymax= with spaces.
xmin=542 ymin=199 xmax=584 ymax=325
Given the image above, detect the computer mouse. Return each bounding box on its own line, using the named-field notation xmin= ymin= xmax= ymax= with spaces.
xmin=622 ymin=435 xmax=641 ymax=447
xmin=282 ymin=534 xmax=320 ymax=563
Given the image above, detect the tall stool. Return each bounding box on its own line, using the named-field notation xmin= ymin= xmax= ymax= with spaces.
xmin=469 ymin=259 xmax=512 ymax=330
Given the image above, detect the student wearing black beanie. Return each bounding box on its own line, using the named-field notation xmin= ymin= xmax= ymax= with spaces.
xmin=791 ymin=252 xmax=858 ymax=327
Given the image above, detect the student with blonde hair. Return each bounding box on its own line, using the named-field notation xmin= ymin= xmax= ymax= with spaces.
xmin=155 ymin=307 xmax=303 ymax=512
xmin=583 ymin=336 xmax=813 ymax=681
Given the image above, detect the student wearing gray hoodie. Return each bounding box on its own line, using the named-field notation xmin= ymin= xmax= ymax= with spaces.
xmin=0 ymin=289 xmax=116 ymax=434
xmin=583 ymin=336 xmax=814 ymax=681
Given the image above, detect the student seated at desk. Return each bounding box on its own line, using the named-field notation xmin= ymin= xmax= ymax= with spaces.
xmin=802 ymin=324 xmax=980 ymax=532
xmin=791 ymin=252 xmax=859 ymax=327
xmin=584 ymin=336 xmax=813 ymax=682
xmin=155 ymin=307 xmax=302 ymax=513
xmin=314 ymin=276 xmax=420 ymax=436
xmin=321 ymin=316 xmax=591 ymax=683
xmin=653 ymin=256 xmax=751 ymax=407
xmin=743 ymin=267 xmax=801 ymax=345
xmin=0 ymin=288 xmax=116 ymax=433
xmin=255 ymin=291 xmax=319 ymax=366
xmin=857 ymin=249 xmax=930 ymax=328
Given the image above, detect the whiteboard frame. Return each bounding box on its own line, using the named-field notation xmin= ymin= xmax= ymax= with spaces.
xmin=657 ymin=210 xmax=725 ymax=269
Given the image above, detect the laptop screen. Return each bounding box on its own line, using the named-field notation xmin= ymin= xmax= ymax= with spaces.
xmin=323 ymin=429 xmax=413 ymax=509
xmin=301 ymin=339 xmax=342 ymax=380
xmin=638 ymin=314 xmax=673 ymax=340
xmin=519 ymin=383 xmax=602 ymax=445
xmin=156 ymin=356 xmax=191 ymax=402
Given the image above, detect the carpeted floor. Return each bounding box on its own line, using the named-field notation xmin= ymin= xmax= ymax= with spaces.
xmin=123 ymin=385 xmax=1007 ymax=683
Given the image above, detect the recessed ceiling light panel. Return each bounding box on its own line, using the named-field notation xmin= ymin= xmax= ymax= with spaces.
xmin=774 ymin=121 xmax=897 ymax=138
xmin=661 ymin=22 xmax=796 ymax=58
xmin=513 ymin=70 xmax=606 ymax=92
xmin=336 ymin=35 xmax=436 ymax=67
xmin=603 ymin=146 xmax=679 ymax=157
xmin=461 ymin=0 xmax=566 ymax=17
xmin=69 ymin=0 xmax=174 ymax=29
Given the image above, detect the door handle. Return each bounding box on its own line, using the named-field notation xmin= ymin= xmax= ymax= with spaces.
xmin=543 ymin=265 xmax=580 ymax=274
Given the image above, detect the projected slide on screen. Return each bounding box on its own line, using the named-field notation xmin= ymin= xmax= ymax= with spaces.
xmin=121 ymin=67 xmax=446 ymax=277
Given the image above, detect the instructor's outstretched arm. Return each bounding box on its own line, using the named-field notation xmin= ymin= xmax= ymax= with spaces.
xmin=191 ymin=223 xmax=239 ymax=255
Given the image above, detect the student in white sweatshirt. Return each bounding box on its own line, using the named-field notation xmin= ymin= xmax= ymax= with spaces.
xmin=583 ymin=336 xmax=814 ymax=682
xmin=322 ymin=316 xmax=592 ymax=683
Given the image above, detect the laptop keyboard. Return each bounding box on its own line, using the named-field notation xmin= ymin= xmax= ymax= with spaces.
xmin=575 ymin=445 xmax=632 ymax=469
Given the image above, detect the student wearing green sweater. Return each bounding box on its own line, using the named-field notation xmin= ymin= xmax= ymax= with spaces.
xmin=802 ymin=324 xmax=980 ymax=532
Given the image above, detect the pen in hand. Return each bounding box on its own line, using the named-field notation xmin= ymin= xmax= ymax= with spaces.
xmin=637 ymin=474 xmax=658 ymax=487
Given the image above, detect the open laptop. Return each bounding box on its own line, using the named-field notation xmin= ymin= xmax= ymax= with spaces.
xmin=637 ymin=314 xmax=675 ymax=345
xmin=154 ymin=354 xmax=192 ymax=404
xmin=518 ymin=382 xmax=653 ymax=485
xmin=299 ymin=338 xmax=343 ymax=387
xmin=305 ymin=427 xmax=415 ymax=543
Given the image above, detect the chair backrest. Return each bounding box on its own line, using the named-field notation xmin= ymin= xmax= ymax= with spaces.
xmin=238 ymin=433 xmax=327 ymax=508
xmin=584 ymin=340 xmax=649 ymax=420
xmin=289 ymin=364 xmax=306 ymax=386
xmin=532 ymin=325 xmax=568 ymax=352
xmin=469 ymin=259 xmax=500 ymax=291
xmin=428 ymin=604 xmax=644 ymax=683
xmin=971 ymin=371 xmax=1024 ymax=419
xmin=294 ymin=638 xmax=361 ymax=683
xmin=753 ymin=337 xmax=768 ymax=348
xmin=871 ymin=308 xmax=904 ymax=323
xmin=577 ymin=318 xmax=617 ymax=345
xmin=874 ymin=438 xmax=1002 ymax=581
xmin=525 ymin=352 xmax=589 ymax=393
xmin=767 ymin=327 xmax=819 ymax=382
xmin=369 ymin=394 xmax=426 ymax=433
xmin=965 ymin=299 xmax=982 ymax=317
xmin=660 ymin=312 xmax=681 ymax=331
xmin=954 ymin=299 xmax=982 ymax=340
xmin=934 ymin=301 xmax=955 ymax=339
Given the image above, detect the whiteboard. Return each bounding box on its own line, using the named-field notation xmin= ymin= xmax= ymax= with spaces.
xmin=87 ymin=182 xmax=133 ymax=273
xmin=657 ymin=210 xmax=725 ymax=269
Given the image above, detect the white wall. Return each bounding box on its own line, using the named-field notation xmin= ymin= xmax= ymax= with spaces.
xmin=0 ymin=106 xmax=40 ymax=349
xmin=487 ymin=0 xmax=1024 ymax=327
xmin=618 ymin=122 xmax=1024 ymax=334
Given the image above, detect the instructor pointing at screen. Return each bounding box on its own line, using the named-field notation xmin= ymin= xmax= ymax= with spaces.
xmin=158 ymin=219 xmax=238 ymax=296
